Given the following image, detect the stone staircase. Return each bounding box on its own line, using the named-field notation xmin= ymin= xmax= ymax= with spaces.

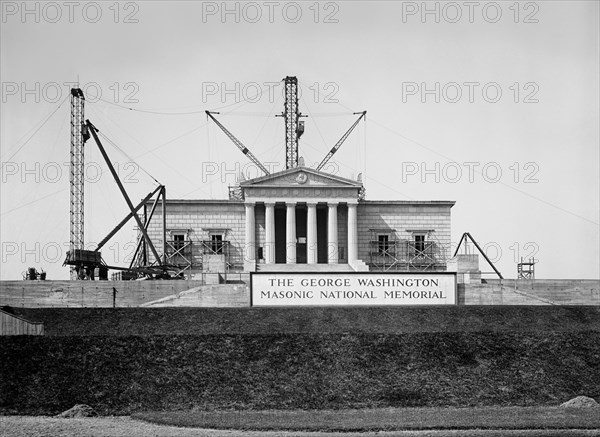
xmin=351 ymin=259 xmax=370 ymax=272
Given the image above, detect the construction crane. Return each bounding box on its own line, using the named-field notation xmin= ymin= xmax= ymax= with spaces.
xmin=69 ymin=88 xmax=87 ymax=279
xmin=316 ymin=111 xmax=366 ymax=171
xmin=64 ymin=117 xmax=171 ymax=280
xmin=278 ymin=76 xmax=305 ymax=169
xmin=205 ymin=110 xmax=270 ymax=176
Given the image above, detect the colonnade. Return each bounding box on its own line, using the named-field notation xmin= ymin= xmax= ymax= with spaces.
xmin=244 ymin=201 xmax=358 ymax=268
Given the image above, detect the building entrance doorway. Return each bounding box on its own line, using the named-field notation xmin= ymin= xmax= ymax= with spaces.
xmin=274 ymin=207 xmax=286 ymax=263
xmin=296 ymin=206 xmax=307 ymax=263
xmin=317 ymin=206 xmax=328 ymax=263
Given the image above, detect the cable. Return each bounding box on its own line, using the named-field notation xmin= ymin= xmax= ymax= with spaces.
xmin=97 ymin=130 xmax=161 ymax=185
xmin=96 ymin=98 xmax=206 ymax=115
xmin=87 ymin=105 xmax=211 ymax=198
xmin=298 ymin=91 xmax=329 ymax=151
xmin=1 ymin=95 xmax=69 ymax=162
xmin=367 ymin=117 xmax=599 ymax=226
xmin=298 ymin=137 xmax=415 ymax=200
xmin=94 ymin=83 xmax=270 ymax=116
xmin=250 ymin=93 xmax=282 ymax=149
xmin=137 ymin=123 xmax=207 ymax=158
xmin=1 ymin=188 xmax=66 ymax=216
xmin=302 ymin=80 xmax=599 ymax=226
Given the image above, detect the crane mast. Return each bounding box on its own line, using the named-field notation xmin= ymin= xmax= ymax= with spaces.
xmin=69 ymin=88 xmax=86 ymax=279
xmin=281 ymin=76 xmax=304 ymax=169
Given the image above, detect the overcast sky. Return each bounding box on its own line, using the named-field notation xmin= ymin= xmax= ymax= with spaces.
xmin=1 ymin=0 xmax=598 ymax=280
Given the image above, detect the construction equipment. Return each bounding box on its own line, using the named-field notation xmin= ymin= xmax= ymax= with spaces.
xmin=22 ymin=267 xmax=46 ymax=280
xmin=205 ymin=111 xmax=270 ymax=176
xmin=207 ymin=77 xmax=365 ymax=178
xmin=64 ymin=119 xmax=174 ymax=279
xmin=453 ymin=232 xmax=503 ymax=279
xmin=69 ymin=88 xmax=86 ymax=279
xmin=316 ymin=111 xmax=366 ymax=171
xmin=279 ymin=76 xmax=305 ymax=169
xmin=517 ymin=257 xmax=536 ymax=279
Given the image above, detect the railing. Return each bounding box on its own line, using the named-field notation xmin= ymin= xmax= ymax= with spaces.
xmin=132 ymin=240 xmax=235 ymax=278
xmin=369 ymin=240 xmax=443 ymax=271
xmin=166 ymin=240 xmax=193 ymax=258
xmin=165 ymin=240 xmax=193 ymax=278
xmin=200 ymin=240 xmax=230 ymax=256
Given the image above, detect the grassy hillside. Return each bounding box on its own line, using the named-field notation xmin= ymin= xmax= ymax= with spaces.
xmin=1 ymin=331 xmax=599 ymax=415
xmin=2 ymin=307 xmax=598 ymax=415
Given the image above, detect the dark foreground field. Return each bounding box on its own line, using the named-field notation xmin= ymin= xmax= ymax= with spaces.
xmin=1 ymin=307 xmax=599 ymax=416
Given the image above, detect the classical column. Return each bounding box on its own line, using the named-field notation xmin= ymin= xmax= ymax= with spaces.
xmin=307 ymin=202 xmax=318 ymax=264
xmin=347 ymin=202 xmax=358 ymax=265
xmin=244 ymin=202 xmax=256 ymax=271
xmin=265 ymin=202 xmax=275 ymax=264
xmin=285 ymin=202 xmax=296 ymax=264
xmin=327 ymin=202 xmax=338 ymax=264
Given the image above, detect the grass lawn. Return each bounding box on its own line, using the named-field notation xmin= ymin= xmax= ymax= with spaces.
xmin=132 ymin=406 xmax=600 ymax=432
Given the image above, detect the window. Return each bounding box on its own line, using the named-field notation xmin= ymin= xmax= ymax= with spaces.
xmin=211 ymin=234 xmax=223 ymax=254
xmin=378 ymin=235 xmax=390 ymax=254
xmin=172 ymin=233 xmax=185 ymax=251
xmin=414 ymin=235 xmax=425 ymax=253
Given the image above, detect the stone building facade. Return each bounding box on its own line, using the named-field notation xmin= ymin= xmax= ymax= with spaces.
xmin=144 ymin=166 xmax=454 ymax=278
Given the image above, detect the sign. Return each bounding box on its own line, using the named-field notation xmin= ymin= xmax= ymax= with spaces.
xmin=251 ymin=272 xmax=456 ymax=306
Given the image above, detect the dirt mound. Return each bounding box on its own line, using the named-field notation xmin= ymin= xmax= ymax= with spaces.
xmin=57 ymin=404 xmax=97 ymax=418
xmin=559 ymin=396 xmax=599 ymax=408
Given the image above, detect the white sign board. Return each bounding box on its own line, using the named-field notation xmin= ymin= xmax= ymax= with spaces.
xmin=251 ymin=272 xmax=457 ymax=306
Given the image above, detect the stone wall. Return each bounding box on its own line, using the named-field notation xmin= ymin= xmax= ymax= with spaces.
xmin=144 ymin=200 xmax=453 ymax=272
xmin=1 ymin=278 xmax=598 ymax=308
xmin=357 ymin=201 xmax=453 ymax=266
xmin=146 ymin=200 xmax=246 ymax=276
xmin=465 ymin=279 xmax=600 ymax=306
xmin=0 ymin=280 xmax=207 ymax=308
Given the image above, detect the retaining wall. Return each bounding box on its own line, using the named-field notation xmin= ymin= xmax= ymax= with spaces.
xmin=1 ymin=278 xmax=598 ymax=308
xmin=461 ymin=279 xmax=600 ymax=306
xmin=0 ymin=280 xmax=206 ymax=308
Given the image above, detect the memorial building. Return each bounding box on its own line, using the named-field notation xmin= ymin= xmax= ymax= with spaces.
xmin=142 ymin=77 xmax=455 ymax=279
xmin=145 ymin=167 xmax=454 ymax=278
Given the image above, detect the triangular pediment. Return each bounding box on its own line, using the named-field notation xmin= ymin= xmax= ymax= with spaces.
xmin=240 ymin=167 xmax=362 ymax=188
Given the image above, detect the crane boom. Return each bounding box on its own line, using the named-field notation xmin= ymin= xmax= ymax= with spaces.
xmin=316 ymin=111 xmax=366 ymax=172
xmin=205 ymin=111 xmax=270 ymax=176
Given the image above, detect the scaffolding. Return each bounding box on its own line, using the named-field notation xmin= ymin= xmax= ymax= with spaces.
xmin=132 ymin=236 xmax=233 ymax=279
xmin=368 ymin=229 xmax=444 ymax=271
xmin=517 ymin=257 xmax=536 ymax=279
xmin=165 ymin=239 xmax=194 ymax=278
xmin=200 ymin=239 xmax=230 ymax=256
